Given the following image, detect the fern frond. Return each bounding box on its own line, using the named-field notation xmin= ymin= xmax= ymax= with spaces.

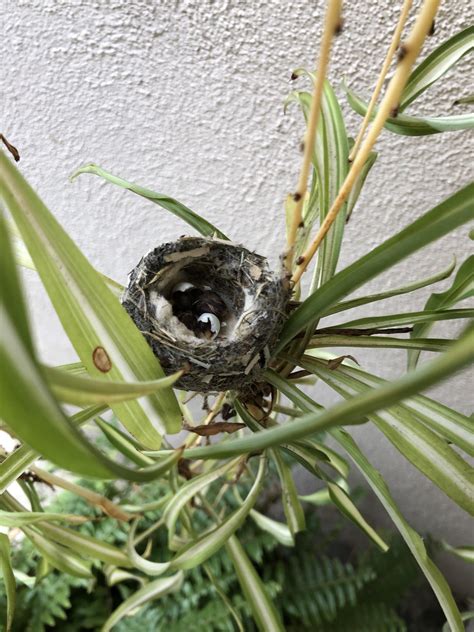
xmin=278 ymin=553 xmax=375 ymax=625
xmin=322 ymin=602 xmax=407 ymax=632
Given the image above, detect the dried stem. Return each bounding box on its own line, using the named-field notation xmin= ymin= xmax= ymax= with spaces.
xmin=31 ymin=465 xmax=134 ymax=522
xmin=286 ymin=0 xmax=342 ymax=268
xmin=292 ymin=0 xmax=441 ymax=285
xmin=348 ymin=0 xmax=413 ymax=162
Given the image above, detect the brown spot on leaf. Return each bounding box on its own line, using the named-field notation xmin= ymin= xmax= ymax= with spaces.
xmin=93 ymin=346 xmax=112 ymax=372
xmin=295 ymin=255 xmax=305 ymax=265
xmin=428 ymin=19 xmax=435 ymax=36
xmin=293 ymin=192 xmax=302 ymax=202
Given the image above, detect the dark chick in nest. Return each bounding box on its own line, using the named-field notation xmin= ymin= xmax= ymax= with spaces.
xmin=171 ymin=283 xmax=227 ymax=338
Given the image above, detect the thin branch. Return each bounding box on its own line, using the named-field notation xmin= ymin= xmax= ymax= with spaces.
xmin=31 ymin=465 xmax=134 ymax=522
xmin=286 ymin=0 xmax=342 ymax=268
xmin=348 ymin=0 xmax=413 ymax=162
xmin=292 ymin=0 xmax=441 ymax=285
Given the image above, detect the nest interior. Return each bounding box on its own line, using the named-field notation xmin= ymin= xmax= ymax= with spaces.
xmin=122 ymin=237 xmax=290 ymax=392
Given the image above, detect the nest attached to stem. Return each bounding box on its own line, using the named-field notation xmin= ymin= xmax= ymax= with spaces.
xmin=122 ymin=237 xmax=291 ymax=392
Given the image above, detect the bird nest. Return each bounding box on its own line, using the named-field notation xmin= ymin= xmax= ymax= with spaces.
xmin=122 ymin=236 xmax=291 ymax=392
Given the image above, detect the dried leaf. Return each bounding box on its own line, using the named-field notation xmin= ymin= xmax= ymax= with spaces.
xmin=327 ymin=355 xmax=359 ymax=370
xmin=185 ymin=422 xmax=246 ymax=436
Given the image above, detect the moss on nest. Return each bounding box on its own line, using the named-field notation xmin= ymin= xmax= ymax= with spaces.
xmin=122 ymin=236 xmax=291 ymax=392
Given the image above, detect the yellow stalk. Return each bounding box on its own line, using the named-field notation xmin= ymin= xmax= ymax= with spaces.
xmin=348 ymin=0 xmax=413 ymax=162
xmin=286 ymin=0 xmax=342 ymax=268
xmin=292 ymin=0 xmax=441 ymax=285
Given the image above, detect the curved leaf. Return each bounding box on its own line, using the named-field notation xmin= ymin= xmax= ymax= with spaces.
xmin=409 ymin=255 xmax=474 ymax=369
xmin=0 ymin=405 xmax=107 ymax=493
xmin=0 ymin=150 xmax=181 ymax=446
xmin=322 ymin=258 xmax=456 ymax=316
xmin=163 ymin=458 xmax=239 ymax=542
xmin=303 ymin=356 xmax=474 ymax=515
xmin=333 ymin=429 xmax=464 ymax=632
xmin=44 ymin=364 xmax=182 ymax=406
xmin=323 ymin=307 xmax=473 ymax=330
xmin=271 ymin=449 xmax=306 ymax=537
xmin=226 ymin=535 xmax=285 ymax=632
xmin=0 ymin=534 xmax=15 ymax=632
xmin=183 ymin=324 xmax=474 ymax=460
xmin=401 ymin=26 xmax=474 ymax=109
xmin=347 ymin=85 xmax=474 ymax=136
xmin=249 ymin=510 xmax=294 ymax=547
xmin=102 ymin=571 xmax=184 ymax=632
xmin=71 ymin=163 xmax=228 ymax=240
xmin=306 ymin=354 xmax=474 ymax=457
xmin=276 ymin=183 xmax=474 ymax=351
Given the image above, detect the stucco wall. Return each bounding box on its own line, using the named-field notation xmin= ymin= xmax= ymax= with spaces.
xmin=2 ymin=1 xmax=473 ymax=593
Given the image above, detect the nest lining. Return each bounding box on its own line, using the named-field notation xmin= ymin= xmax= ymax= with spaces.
xmin=122 ymin=237 xmax=290 ymax=392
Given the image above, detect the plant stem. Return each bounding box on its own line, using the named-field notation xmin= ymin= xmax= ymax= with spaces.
xmin=286 ymin=0 xmax=342 ymax=267
xmin=348 ymin=0 xmax=413 ymax=162
xmin=31 ymin=465 xmax=133 ymax=522
xmin=292 ymin=0 xmax=441 ymax=285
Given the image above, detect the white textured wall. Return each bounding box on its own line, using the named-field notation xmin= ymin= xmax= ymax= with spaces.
xmin=2 ymin=1 xmax=473 ymax=592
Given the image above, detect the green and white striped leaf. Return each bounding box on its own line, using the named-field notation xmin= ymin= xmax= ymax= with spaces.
xmin=226 ymin=535 xmax=285 ymax=632
xmin=327 ymin=482 xmax=388 ymax=551
xmin=0 ymin=150 xmax=181 ymax=447
xmin=322 ymin=258 xmax=456 ymax=316
xmin=271 ymin=449 xmax=306 ymax=537
xmin=299 ymin=478 xmax=350 ymax=506
xmin=409 ymin=255 xmax=474 ymax=369
xmin=183 ymin=324 xmax=474 ymax=460
xmin=347 ymin=85 xmax=474 ymax=136
xmin=401 ymin=26 xmax=474 ymax=109
xmin=306 ymin=354 xmax=474 ymax=457
xmin=333 ymin=428 xmax=464 ymax=632
xmin=441 ymin=541 xmax=474 ymax=564
xmin=249 ymin=510 xmax=294 ymax=547
xmin=102 ymin=572 xmax=184 ymax=632
xmin=0 ymin=309 xmax=184 ymax=479
xmin=1 ymin=491 xmax=133 ymax=568
xmin=0 ymin=405 xmax=107 ymax=493
xmin=163 ymin=458 xmax=239 ymax=542
xmin=286 ymin=79 xmax=350 ymax=286
xmin=346 ymin=141 xmax=377 ymax=223
xmin=324 ymin=307 xmax=473 ymax=331
xmin=71 ymin=163 xmax=228 ymax=240
xmin=0 ymin=511 xmax=89 ymax=527
xmin=0 ymin=534 xmax=15 ymax=632
xmin=24 ymin=528 xmax=93 ymax=578
xmin=301 ymin=355 xmax=474 ymax=514
xmin=44 ymin=364 xmax=182 ymax=406
xmin=276 ymin=183 xmax=474 ymax=351
xmin=309 ymin=334 xmax=452 ymax=353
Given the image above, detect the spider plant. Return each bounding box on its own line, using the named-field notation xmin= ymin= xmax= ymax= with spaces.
xmin=0 ymin=2 xmax=473 ymax=631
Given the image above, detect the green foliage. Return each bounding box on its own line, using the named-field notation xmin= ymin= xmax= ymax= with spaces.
xmin=0 ymin=481 xmax=448 ymax=632
xmin=0 ymin=14 xmax=472 ymax=632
